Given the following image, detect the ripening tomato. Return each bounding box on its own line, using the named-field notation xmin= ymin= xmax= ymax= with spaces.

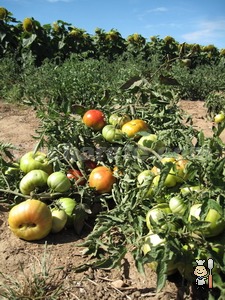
xmin=174 ymin=156 xmax=189 ymax=183
xmin=102 ymin=125 xmax=124 ymax=143
xmin=121 ymin=119 xmax=149 ymax=138
xmin=47 ymin=171 xmax=71 ymax=193
xmin=19 ymin=169 xmax=49 ymax=195
xmin=67 ymin=169 xmax=86 ymax=185
xmin=82 ymin=109 xmax=106 ymax=131
xmin=19 ymin=151 xmax=53 ymax=175
xmin=8 ymin=199 xmax=52 ymax=241
xmin=89 ymin=166 xmax=116 ymax=193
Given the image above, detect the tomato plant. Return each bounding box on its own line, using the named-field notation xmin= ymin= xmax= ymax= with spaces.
xmin=88 ymin=166 xmax=116 ymax=193
xmin=82 ymin=109 xmax=106 ymax=131
xmin=19 ymin=151 xmax=53 ymax=175
xmin=19 ymin=169 xmax=49 ymax=195
xmin=47 ymin=171 xmax=71 ymax=193
xmin=8 ymin=199 xmax=52 ymax=241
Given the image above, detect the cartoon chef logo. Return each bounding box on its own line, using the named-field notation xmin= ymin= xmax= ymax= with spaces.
xmin=193 ymin=258 xmax=214 ymax=289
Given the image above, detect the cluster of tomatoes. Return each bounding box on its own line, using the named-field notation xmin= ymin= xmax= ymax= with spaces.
xmin=81 ymin=109 xmax=225 ymax=279
xmin=7 ymin=146 xmax=119 ymax=241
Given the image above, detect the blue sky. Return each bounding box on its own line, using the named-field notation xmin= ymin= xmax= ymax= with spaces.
xmin=2 ymin=0 xmax=225 ymax=49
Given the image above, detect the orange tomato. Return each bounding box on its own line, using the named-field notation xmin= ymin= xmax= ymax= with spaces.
xmin=89 ymin=166 xmax=116 ymax=193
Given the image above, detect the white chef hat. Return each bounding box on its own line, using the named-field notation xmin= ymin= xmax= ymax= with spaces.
xmin=196 ymin=259 xmax=205 ymax=266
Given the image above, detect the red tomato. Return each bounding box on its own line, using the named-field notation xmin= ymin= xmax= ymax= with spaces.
xmin=84 ymin=160 xmax=97 ymax=172
xmin=88 ymin=166 xmax=116 ymax=193
xmin=8 ymin=199 xmax=52 ymax=241
xmin=67 ymin=169 xmax=86 ymax=185
xmin=82 ymin=109 xmax=106 ymax=131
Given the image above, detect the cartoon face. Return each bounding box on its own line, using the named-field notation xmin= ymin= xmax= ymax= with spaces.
xmin=194 ymin=265 xmax=208 ymax=277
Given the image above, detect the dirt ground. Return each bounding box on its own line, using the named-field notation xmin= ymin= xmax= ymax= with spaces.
xmin=0 ymin=100 xmax=223 ymax=299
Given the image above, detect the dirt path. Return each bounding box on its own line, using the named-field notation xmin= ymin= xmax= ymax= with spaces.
xmin=0 ymin=99 xmax=220 ymax=299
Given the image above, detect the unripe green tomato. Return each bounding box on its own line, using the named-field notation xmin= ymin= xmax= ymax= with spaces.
xmin=180 ymin=185 xmax=201 ymax=196
xmin=19 ymin=151 xmax=53 ymax=175
xmin=102 ymin=125 xmax=123 ymax=143
xmin=137 ymin=170 xmax=154 ymax=197
xmin=47 ymin=172 xmax=71 ymax=193
xmin=152 ymin=172 xmax=177 ymax=188
xmin=214 ymin=113 xmax=225 ymax=124
xmin=57 ymin=197 xmax=77 ymax=227
xmin=108 ymin=114 xmax=131 ymax=128
xmin=19 ymin=170 xmax=49 ymax=195
xmin=137 ymin=134 xmax=165 ymax=156
xmin=169 ymin=196 xmax=187 ymax=215
xmin=51 ymin=209 xmax=67 ymax=233
xmin=188 ymin=203 xmax=225 ymax=237
xmin=146 ymin=203 xmax=172 ymax=230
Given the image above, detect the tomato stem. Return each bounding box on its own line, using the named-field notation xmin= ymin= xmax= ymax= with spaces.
xmin=0 ymin=189 xmax=30 ymax=199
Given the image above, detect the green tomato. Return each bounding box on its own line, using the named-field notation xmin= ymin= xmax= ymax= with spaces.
xmin=57 ymin=197 xmax=77 ymax=227
xmin=137 ymin=170 xmax=154 ymax=197
xmin=108 ymin=114 xmax=131 ymax=128
xmin=19 ymin=151 xmax=53 ymax=175
xmin=102 ymin=125 xmax=123 ymax=143
xmin=47 ymin=172 xmax=71 ymax=193
xmin=137 ymin=134 xmax=165 ymax=156
xmin=142 ymin=231 xmax=178 ymax=275
xmin=180 ymin=185 xmax=201 ymax=196
xmin=169 ymin=196 xmax=187 ymax=215
xmin=51 ymin=209 xmax=68 ymax=233
xmin=152 ymin=172 xmax=177 ymax=188
xmin=188 ymin=203 xmax=225 ymax=237
xmin=214 ymin=113 xmax=225 ymax=124
xmin=19 ymin=169 xmax=49 ymax=195
xmin=146 ymin=203 xmax=172 ymax=230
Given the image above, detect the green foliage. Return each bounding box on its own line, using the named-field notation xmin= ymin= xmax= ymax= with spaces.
xmin=171 ymin=61 xmax=225 ymax=100
xmin=205 ymin=92 xmax=225 ymax=117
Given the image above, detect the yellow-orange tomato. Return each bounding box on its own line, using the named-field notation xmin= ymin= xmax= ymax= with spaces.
xmin=89 ymin=166 xmax=116 ymax=193
xmin=8 ymin=199 xmax=52 ymax=241
xmin=121 ymin=119 xmax=149 ymax=138
xmin=175 ymin=157 xmax=189 ymax=182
